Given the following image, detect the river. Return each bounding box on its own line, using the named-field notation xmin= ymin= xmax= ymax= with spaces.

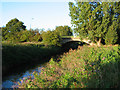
xmin=2 ymin=41 xmax=85 ymax=88
xmin=2 ymin=63 xmax=44 ymax=88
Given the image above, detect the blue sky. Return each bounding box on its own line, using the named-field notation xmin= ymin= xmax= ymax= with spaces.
xmin=0 ymin=0 xmax=75 ymax=30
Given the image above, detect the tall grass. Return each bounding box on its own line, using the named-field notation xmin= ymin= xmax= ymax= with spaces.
xmin=2 ymin=42 xmax=61 ymax=76
xmin=17 ymin=45 xmax=119 ymax=88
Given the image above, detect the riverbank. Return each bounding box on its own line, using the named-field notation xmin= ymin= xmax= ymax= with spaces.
xmin=17 ymin=45 xmax=119 ymax=88
xmin=2 ymin=42 xmax=62 ymax=77
xmin=2 ymin=41 xmax=83 ymax=77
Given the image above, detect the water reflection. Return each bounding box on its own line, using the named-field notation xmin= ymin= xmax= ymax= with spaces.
xmin=2 ymin=66 xmax=43 ymax=88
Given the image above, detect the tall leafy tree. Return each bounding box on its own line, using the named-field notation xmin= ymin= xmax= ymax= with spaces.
xmin=105 ymin=21 xmax=118 ymax=44
xmin=2 ymin=18 xmax=26 ymax=41
xmin=114 ymin=2 xmax=120 ymax=44
xmin=69 ymin=1 xmax=120 ymax=46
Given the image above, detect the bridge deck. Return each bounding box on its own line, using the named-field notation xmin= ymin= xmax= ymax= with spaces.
xmin=61 ymin=37 xmax=96 ymax=46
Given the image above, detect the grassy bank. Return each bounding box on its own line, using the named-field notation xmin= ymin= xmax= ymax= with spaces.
xmin=2 ymin=42 xmax=61 ymax=76
xmin=17 ymin=45 xmax=119 ymax=88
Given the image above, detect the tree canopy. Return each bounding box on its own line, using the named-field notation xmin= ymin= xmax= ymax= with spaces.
xmin=2 ymin=18 xmax=42 ymax=42
xmin=42 ymin=30 xmax=61 ymax=46
xmin=69 ymin=1 xmax=120 ymax=45
xmin=54 ymin=25 xmax=73 ymax=36
xmin=2 ymin=18 xmax=26 ymax=41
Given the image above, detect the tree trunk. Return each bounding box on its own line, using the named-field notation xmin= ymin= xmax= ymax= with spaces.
xmin=97 ymin=38 xmax=101 ymax=46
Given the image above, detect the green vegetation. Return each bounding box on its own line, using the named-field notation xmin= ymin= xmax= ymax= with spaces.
xmin=41 ymin=30 xmax=61 ymax=46
xmin=2 ymin=18 xmax=73 ymax=46
xmin=19 ymin=30 xmax=42 ymax=42
xmin=1 ymin=1 xmax=120 ymax=89
xmin=2 ymin=18 xmax=26 ymax=41
xmin=61 ymin=36 xmax=80 ymax=38
xmin=54 ymin=25 xmax=73 ymax=36
xmin=2 ymin=18 xmax=42 ymax=42
xmin=69 ymin=2 xmax=120 ymax=45
xmin=2 ymin=42 xmax=61 ymax=75
xmin=41 ymin=25 xmax=73 ymax=46
xmin=17 ymin=45 xmax=119 ymax=88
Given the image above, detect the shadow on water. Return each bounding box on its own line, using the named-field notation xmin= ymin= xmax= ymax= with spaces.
xmin=61 ymin=41 xmax=89 ymax=52
xmin=2 ymin=41 xmax=88 ymax=88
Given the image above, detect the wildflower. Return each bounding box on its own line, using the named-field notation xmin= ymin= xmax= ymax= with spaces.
xmin=102 ymin=57 xmax=105 ymax=60
xmin=45 ymin=73 xmax=47 ymax=76
xmin=89 ymin=65 xmax=92 ymax=67
xmin=25 ymin=80 xmax=29 ymax=83
xmin=74 ymin=64 xmax=76 ymax=67
xmin=82 ymin=69 xmax=85 ymax=71
xmin=21 ymin=80 xmax=23 ymax=83
xmin=23 ymin=77 xmax=26 ymax=80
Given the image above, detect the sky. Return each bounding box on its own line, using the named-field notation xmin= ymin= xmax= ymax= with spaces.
xmin=0 ymin=0 xmax=75 ymax=30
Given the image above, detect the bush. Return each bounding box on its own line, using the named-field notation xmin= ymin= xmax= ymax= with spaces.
xmin=42 ymin=30 xmax=61 ymax=46
xmin=54 ymin=25 xmax=73 ymax=36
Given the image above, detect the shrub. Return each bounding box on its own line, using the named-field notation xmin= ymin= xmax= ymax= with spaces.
xmin=42 ymin=30 xmax=61 ymax=46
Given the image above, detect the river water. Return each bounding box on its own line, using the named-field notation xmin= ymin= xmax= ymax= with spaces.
xmin=2 ymin=41 xmax=83 ymax=88
xmin=2 ymin=64 xmax=44 ymax=88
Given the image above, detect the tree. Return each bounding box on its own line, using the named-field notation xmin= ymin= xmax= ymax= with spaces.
xmin=69 ymin=1 xmax=120 ymax=46
xmin=114 ymin=2 xmax=120 ymax=44
xmin=6 ymin=18 xmax=26 ymax=32
xmin=42 ymin=30 xmax=61 ymax=46
xmin=2 ymin=18 xmax=26 ymax=41
xmin=105 ymin=21 xmax=118 ymax=45
xmin=54 ymin=25 xmax=73 ymax=36
xmin=19 ymin=29 xmax=42 ymax=42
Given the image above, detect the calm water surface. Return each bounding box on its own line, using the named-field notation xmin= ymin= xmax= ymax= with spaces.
xmin=2 ymin=64 xmax=44 ymax=88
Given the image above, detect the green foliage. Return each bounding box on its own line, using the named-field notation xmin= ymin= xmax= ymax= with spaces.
xmin=2 ymin=42 xmax=61 ymax=76
xmin=17 ymin=45 xmax=119 ymax=88
xmin=69 ymin=2 xmax=120 ymax=45
xmin=42 ymin=30 xmax=61 ymax=46
xmin=2 ymin=18 xmax=26 ymax=41
xmin=105 ymin=21 xmax=118 ymax=45
xmin=20 ymin=30 xmax=42 ymax=42
xmin=54 ymin=25 xmax=73 ymax=36
xmin=2 ymin=18 xmax=42 ymax=42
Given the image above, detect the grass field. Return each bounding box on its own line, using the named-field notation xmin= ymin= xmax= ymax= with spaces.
xmin=16 ymin=45 xmax=120 ymax=88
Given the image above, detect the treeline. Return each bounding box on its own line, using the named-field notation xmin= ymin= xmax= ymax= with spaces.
xmin=1 ymin=18 xmax=73 ymax=46
xmin=2 ymin=18 xmax=42 ymax=42
xmin=69 ymin=1 xmax=120 ymax=46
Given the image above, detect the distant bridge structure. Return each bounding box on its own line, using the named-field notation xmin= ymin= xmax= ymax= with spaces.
xmin=61 ymin=37 xmax=96 ymax=46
